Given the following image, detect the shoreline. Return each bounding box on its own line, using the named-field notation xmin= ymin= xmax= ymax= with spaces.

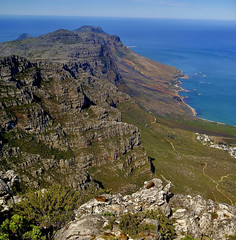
xmin=175 ymin=73 xmax=197 ymax=117
xmin=176 ymin=75 xmax=235 ymax=126
xmin=185 ymin=101 xmax=197 ymax=116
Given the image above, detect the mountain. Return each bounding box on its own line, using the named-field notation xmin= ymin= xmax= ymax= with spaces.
xmin=0 ymin=26 xmax=195 ymax=193
xmin=0 ymin=26 xmax=193 ymax=117
xmin=16 ymin=33 xmax=33 ymax=40
xmin=0 ymin=26 xmax=235 ymax=239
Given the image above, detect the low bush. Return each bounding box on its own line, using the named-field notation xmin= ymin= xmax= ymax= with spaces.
xmin=144 ymin=210 xmax=176 ymax=240
xmin=119 ymin=210 xmax=176 ymax=239
xmin=1 ymin=184 xmax=106 ymax=239
xmin=0 ymin=214 xmax=45 ymax=240
xmin=181 ymin=235 xmax=201 ymax=240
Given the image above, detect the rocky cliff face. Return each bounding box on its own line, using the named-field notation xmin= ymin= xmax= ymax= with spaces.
xmin=0 ymin=29 xmax=150 ymax=196
xmin=54 ymin=178 xmax=236 ymax=240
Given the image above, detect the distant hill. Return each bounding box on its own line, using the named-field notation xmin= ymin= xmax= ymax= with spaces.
xmin=74 ymin=25 xmax=106 ymax=34
xmin=16 ymin=33 xmax=33 ymax=40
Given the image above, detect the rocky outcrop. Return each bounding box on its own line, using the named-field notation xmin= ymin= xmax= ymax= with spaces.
xmin=54 ymin=179 xmax=236 ymax=240
xmin=170 ymin=194 xmax=236 ymax=240
xmin=54 ymin=179 xmax=171 ymax=240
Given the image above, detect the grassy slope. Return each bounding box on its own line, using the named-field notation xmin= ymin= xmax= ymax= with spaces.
xmin=115 ymin=46 xmax=194 ymax=117
xmin=118 ymin=100 xmax=236 ymax=205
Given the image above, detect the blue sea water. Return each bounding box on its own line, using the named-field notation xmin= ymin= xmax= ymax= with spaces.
xmin=0 ymin=16 xmax=236 ymax=126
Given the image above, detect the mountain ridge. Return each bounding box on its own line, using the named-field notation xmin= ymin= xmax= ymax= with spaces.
xmin=0 ymin=25 xmax=193 ymax=117
xmin=0 ymin=26 xmax=235 ymax=240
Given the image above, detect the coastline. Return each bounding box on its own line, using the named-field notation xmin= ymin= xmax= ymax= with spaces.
xmin=176 ymin=74 xmax=235 ymax=126
xmin=175 ymin=73 xmax=197 ymax=117
xmin=184 ymin=101 xmax=197 ymax=116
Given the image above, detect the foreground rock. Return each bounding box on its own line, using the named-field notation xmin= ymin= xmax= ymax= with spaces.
xmin=54 ymin=179 xmax=236 ymax=240
xmin=0 ymin=170 xmax=19 ymax=213
xmin=171 ymin=194 xmax=236 ymax=240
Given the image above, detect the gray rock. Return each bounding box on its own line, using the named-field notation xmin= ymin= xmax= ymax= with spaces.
xmin=0 ymin=179 xmax=9 ymax=196
xmin=55 ymin=179 xmax=236 ymax=240
xmin=170 ymin=194 xmax=236 ymax=240
xmin=55 ymin=179 xmax=172 ymax=240
xmin=55 ymin=214 xmax=106 ymax=240
xmin=0 ymin=170 xmax=20 ymax=213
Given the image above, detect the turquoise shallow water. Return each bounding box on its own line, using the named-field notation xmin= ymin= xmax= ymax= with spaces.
xmin=0 ymin=16 xmax=235 ymax=125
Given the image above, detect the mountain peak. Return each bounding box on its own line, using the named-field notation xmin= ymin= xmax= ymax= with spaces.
xmin=74 ymin=25 xmax=106 ymax=34
xmin=16 ymin=33 xmax=33 ymax=40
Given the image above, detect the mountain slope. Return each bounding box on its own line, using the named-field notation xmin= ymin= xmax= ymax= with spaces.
xmin=0 ymin=28 xmax=152 ymax=194
xmin=0 ymin=26 xmax=193 ymax=118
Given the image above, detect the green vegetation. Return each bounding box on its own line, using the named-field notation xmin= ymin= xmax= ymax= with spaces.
xmin=119 ymin=213 xmax=142 ymax=237
xmin=211 ymin=212 xmax=218 ymax=221
xmin=144 ymin=210 xmax=176 ymax=239
xmin=102 ymin=212 xmax=115 ymax=217
xmin=181 ymin=235 xmax=201 ymax=240
xmin=0 ymin=214 xmax=45 ymax=240
xmin=103 ymin=216 xmax=116 ymax=231
xmin=118 ymin=101 xmax=236 ymax=204
xmin=119 ymin=210 xmax=176 ymax=239
xmin=98 ymin=233 xmax=117 ymax=240
xmin=1 ymin=185 xmax=106 ymax=239
xmin=157 ymin=114 xmax=236 ymax=138
xmin=226 ymin=235 xmax=236 ymax=240
xmin=14 ymin=185 xmax=82 ymax=230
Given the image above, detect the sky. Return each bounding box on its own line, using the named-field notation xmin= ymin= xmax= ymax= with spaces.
xmin=1 ymin=0 xmax=236 ymax=21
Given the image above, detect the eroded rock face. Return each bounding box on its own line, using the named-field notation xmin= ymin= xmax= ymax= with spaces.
xmin=54 ymin=179 xmax=236 ymax=240
xmin=0 ymin=47 xmax=149 ymax=190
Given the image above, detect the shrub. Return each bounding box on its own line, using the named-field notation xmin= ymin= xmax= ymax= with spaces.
xmin=211 ymin=212 xmax=218 ymax=221
xmin=119 ymin=213 xmax=142 ymax=237
xmin=181 ymin=235 xmax=201 ymax=240
xmin=119 ymin=210 xmax=176 ymax=239
xmin=14 ymin=185 xmax=82 ymax=230
xmin=226 ymin=235 xmax=236 ymax=240
xmin=144 ymin=209 xmax=176 ymax=240
xmin=0 ymin=214 xmax=45 ymax=240
xmin=10 ymin=184 xmax=105 ymax=239
xmin=104 ymin=216 xmax=116 ymax=231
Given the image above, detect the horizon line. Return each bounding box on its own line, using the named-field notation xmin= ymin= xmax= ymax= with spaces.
xmin=1 ymin=14 xmax=236 ymax=22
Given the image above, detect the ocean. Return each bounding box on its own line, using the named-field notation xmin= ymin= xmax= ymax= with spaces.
xmin=0 ymin=15 xmax=236 ymax=126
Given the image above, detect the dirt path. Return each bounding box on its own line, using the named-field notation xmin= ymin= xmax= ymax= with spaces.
xmin=215 ymin=174 xmax=234 ymax=205
xmin=202 ymin=162 xmax=217 ymax=183
xmin=202 ymin=163 xmax=234 ymax=205
xmin=165 ymin=137 xmax=177 ymax=152
xmin=151 ymin=117 xmax=156 ymax=124
xmin=149 ymin=117 xmax=234 ymax=204
xmin=163 ymin=138 xmax=234 ymax=205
